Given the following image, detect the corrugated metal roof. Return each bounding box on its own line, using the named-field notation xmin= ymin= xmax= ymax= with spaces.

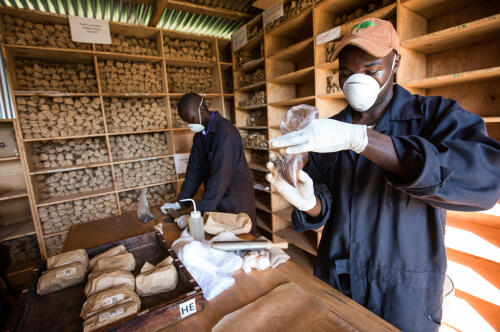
xmin=0 ymin=0 xmax=249 ymax=38
xmin=182 ymin=0 xmax=259 ymax=14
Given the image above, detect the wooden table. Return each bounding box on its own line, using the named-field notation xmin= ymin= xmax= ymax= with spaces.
xmin=63 ymin=208 xmax=399 ymax=332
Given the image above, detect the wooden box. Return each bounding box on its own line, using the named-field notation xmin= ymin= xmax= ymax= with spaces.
xmin=5 ymin=231 xmax=205 ymax=332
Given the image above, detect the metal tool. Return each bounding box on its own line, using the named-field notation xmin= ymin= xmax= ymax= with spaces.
xmin=210 ymin=240 xmax=288 ymax=251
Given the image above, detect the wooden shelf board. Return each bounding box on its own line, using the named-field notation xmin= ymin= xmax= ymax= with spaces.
xmin=116 ymin=180 xmax=178 ymax=193
xmin=401 ymin=14 xmax=500 ymax=54
xmin=483 ymin=117 xmax=500 ymax=123
xmin=315 ymin=0 xmax=374 ymax=16
xmin=43 ymin=230 xmax=69 ymax=239
xmin=256 ymin=215 xmax=272 ymax=233
xmin=274 ymin=206 xmax=294 ymax=223
xmin=14 ymin=91 xmax=99 ymax=97
xmin=223 ymin=93 xmax=234 ymax=97
xmin=255 ymin=199 xmax=272 ymax=213
xmin=276 ymin=226 xmax=317 ymax=256
xmin=266 ymin=8 xmax=313 ymax=39
xmin=219 ymin=62 xmax=233 ymax=69
xmin=269 ymin=125 xmax=281 ymax=130
xmin=96 ymin=51 xmax=163 ymax=62
xmin=0 ymin=119 xmax=14 ymax=123
xmin=0 ymin=221 xmax=35 ymax=242
xmin=169 ymin=93 xmax=221 ymax=98
xmin=0 ymin=188 xmax=28 ymax=202
xmin=171 ymin=127 xmax=190 ymax=131
xmin=236 ymin=81 xmax=266 ymax=92
xmin=238 ymin=34 xmax=264 ymax=52
xmin=244 ymin=146 xmax=269 ymax=151
xmin=317 ymin=60 xmax=339 ymax=71
xmin=102 ymin=93 xmax=167 ymax=98
xmin=267 ymin=38 xmax=313 ymax=62
xmin=236 ymin=58 xmax=265 ymax=72
xmin=248 ymin=162 xmax=268 ymax=173
xmin=0 ymin=155 xmax=20 ymax=162
xmin=165 ymin=58 xmax=216 ymax=67
xmin=30 ymin=161 xmax=111 ymax=175
xmin=37 ymin=187 xmax=115 ymax=207
xmin=317 ymin=91 xmax=345 ymax=99
xmin=236 ymin=104 xmax=267 ymax=110
xmin=270 ymin=66 xmax=315 ymax=84
xmin=403 ymin=66 xmax=500 ymax=89
xmin=238 ymin=126 xmax=268 ymax=130
xmin=269 ymin=95 xmax=315 ymax=106
xmin=23 ymin=133 xmax=106 ymax=142
xmin=112 ymin=154 xmax=173 ymax=165
xmin=107 ymin=128 xmax=170 ymax=136
xmin=401 ymin=0 xmax=477 ymax=19
xmin=6 ymin=257 xmax=40 ymax=277
xmin=5 ymin=44 xmax=94 ymax=60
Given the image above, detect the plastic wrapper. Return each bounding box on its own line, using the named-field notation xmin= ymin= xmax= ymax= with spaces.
xmin=137 ymin=188 xmax=154 ymax=222
xmin=81 ymin=285 xmax=140 ymax=320
xmin=83 ymin=301 xmax=140 ymax=332
xmin=46 ymin=248 xmax=89 ymax=271
xmin=93 ymin=252 xmax=136 ymax=273
xmin=37 ymin=263 xmax=86 ymax=295
xmin=89 ymin=245 xmax=127 ymax=271
xmin=277 ymin=105 xmax=318 ymax=187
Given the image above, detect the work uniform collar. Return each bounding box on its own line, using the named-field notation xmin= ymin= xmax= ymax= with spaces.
xmin=342 ymin=84 xmax=422 ymax=133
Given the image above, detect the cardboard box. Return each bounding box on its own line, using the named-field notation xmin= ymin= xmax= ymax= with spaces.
xmin=0 ymin=126 xmax=18 ymax=158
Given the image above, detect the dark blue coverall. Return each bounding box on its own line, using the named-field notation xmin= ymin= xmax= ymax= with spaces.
xmin=178 ymin=111 xmax=257 ymax=233
xmin=292 ymin=85 xmax=500 ymax=331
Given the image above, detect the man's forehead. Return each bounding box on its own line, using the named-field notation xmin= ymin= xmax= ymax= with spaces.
xmin=339 ymin=46 xmax=389 ymax=67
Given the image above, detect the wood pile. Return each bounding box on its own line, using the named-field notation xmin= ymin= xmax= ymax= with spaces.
xmin=96 ymin=34 xmax=159 ymax=56
xmin=237 ymin=69 xmax=265 ymax=88
xmin=98 ymin=60 xmax=163 ymax=93
xmin=169 ymin=100 xmax=188 ymax=128
xmin=164 ymin=36 xmax=215 ymax=61
xmin=114 ymin=158 xmax=176 ymax=189
xmin=45 ymin=232 xmax=68 ymax=257
xmin=104 ymin=97 xmax=167 ymax=132
xmin=246 ymin=110 xmax=267 ymax=127
xmin=326 ymin=72 xmax=340 ymax=94
xmin=3 ymin=235 xmax=40 ymax=264
xmin=235 ymin=43 xmax=264 ymax=68
xmin=110 ymin=132 xmax=171 ymax=160
xmin=238 ymin=90 xmax=266 ymax=107
xmin=242 ymin=133 xmax=268 ymax=149
xmin=265 ymin=0 xmax=313 ymax=31
xmin=167 ymin=66 xmax=213 ymax=93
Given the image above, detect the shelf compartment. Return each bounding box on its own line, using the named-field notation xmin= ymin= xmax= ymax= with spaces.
xmin=268 ymin=96 xmax=315 ymax=107
xmin=275 ymin=226 xmax=318 ymax=256
xmin=165 ymin=58 xmax=216 ymax=67
xmin=401 ymin=14 xmax=500 ymax=54
xmin=235 ymin=58 xmax=265 ymax=72
xmin=255 ymin=190 xmax=272 ymax=213
xmin=317 ymin=91 xmax=345 ymax=99
xmin=274 ymin=206 xmax=294 ymax=223
xmin=256 ymin=209 xmax=273 ymax=233
xmin=236 ymin=104 xmax=267 ymax=111
xmin=267 ymin=38 xmax=313 ymax=62
xmin=403 ymin=66 xmax=500 ymax=89
xmin=0 ymin=189 xmax=28 ymax=202
xmin=0 ymin=156 xmax=20 ymax=162
xmin=236 ymin=81 xmax=266 ymax=92
xmin=0 ymin=221 xmax=35 ymax=242
xmin=401 ymin=0 xmax=480 ymax=19
xmin=270 ymin=66 xmax=315 ymax=85
xmin=238 ymin=126 xmax=268 ymax=130
xmin=315 ymin=0 xmax=376 ymax=16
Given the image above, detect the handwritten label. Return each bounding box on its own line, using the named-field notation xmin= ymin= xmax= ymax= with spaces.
xmin=102 ymin=294 xmax=125 ymax=307
xmin=179 ymin=298 xmax=196 ymax=318
xmin=174 ymin=153 xmax=190 ymax=175
xmin=232 ymin=24 xmax=248 ymax=52
xmin=263 ymin=0 xmax=284 ymax=28
xmin=56 ymin=267 xmax=76 ymax=278
xmin=316 ymin=26 xmax=341 ymax=45
xmin=69 ymin=16 xmax=111 ymax=44
xmin=99 ymin=306 xmax=124 ymax=322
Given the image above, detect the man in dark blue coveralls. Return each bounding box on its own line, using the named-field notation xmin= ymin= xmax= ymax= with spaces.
xmin=267 ymin=18 xmax=500 ymax=331
xmin=161 ymin=93 xmax=256 ymax=233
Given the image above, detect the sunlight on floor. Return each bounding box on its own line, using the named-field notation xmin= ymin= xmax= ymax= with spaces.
xmin=441 ymin=295 xmax=496 ymax=332
xmin=445 ymin=226 xmax=500 ymax=263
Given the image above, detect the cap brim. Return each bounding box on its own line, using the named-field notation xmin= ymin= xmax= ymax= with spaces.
xmin=331 ymin=37 xmax=393 ymax=61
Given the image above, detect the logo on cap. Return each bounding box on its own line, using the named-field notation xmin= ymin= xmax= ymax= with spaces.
xmin=352 ymin=20 xmax=376 ymax=33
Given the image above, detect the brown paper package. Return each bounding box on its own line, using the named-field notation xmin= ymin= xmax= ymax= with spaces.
xmin=93 ymin=252 xmax=136 ymax=273
xmin=83 ymin=301 xmax=140 ymax=332
xmin=37 ymin=263 xmax=86 ymax=295
xmin=81 ymin=285 xmax=141 ymax=320
xmin=85 ymin=270 xmax=135 ymax=298
xmin=212 ymin=282 xmax=328 ymax=332
xmin=135 ymin=264 xmax=178 ymax=297
xmin=89 ymin=245 xmax=126 ymax=271
xmin=46 ymin=248 xmax=89 ymax=271
xmin=204 ymin=212 xmax=252 ymax=235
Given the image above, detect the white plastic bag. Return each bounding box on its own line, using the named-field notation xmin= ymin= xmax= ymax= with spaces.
xmin=137 ymin=188 xmax=154 ymax=222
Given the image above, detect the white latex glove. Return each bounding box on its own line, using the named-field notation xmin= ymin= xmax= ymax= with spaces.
xmin=160 ymin=202 xmax=181 ymax=214
xmin=266 ymin=162 xmax=316 ymax=211
xmin=269 ymin=118 xmax=368 ymax=154
xmin=175 ymin=214 xmax=189 ymax=229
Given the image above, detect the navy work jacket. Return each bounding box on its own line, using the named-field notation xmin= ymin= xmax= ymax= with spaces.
xmin=292 ymin=85 xmax=500 ymax=331
xmin=178 ymin=112 xmax=256 ymax=232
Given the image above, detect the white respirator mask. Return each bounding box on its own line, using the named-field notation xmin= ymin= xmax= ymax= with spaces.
xmin=188 ymin=98 xmax=205 ymax=133
xmin=343 ymin=55 xmax=396 ymax=112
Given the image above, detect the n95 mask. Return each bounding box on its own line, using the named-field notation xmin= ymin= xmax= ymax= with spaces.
xmin=188 ymin=98 xmax=205 ymax=133
xmin=343 ymin=55 xmax=396 ymax=112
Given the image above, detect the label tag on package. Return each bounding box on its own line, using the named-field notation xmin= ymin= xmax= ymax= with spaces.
xmin=56 ymin=267 xmax=76 ymax=278
xmin=232 ymin=24 xmax=248 ymax=52
xmin=179 ymin=298 xmax=196 ymax=318
xmin=316 ymin=26 xmax=341 ymax=45
xmin=69 ymin=16 xmax=111 ymax=44
xmin=263 ymin=0 xmax=284 ymax=28
xmin=174 ymin=153 xmax=190 ymax=175
xmin=102 ymin=294 xmax=125 ymax=307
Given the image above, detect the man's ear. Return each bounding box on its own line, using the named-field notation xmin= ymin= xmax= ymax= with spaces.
xmin=394 ymin=52 xmax=401 ymax=73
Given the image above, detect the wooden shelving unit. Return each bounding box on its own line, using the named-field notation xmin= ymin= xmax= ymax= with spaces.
xmin=0 ymin=6 xmax=233 ymax=260
xmin=232 ymin=0 xmax=499 ymax=273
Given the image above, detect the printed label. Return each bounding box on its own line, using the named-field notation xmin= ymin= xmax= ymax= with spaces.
xmin=55 ymin=267 xmax=76 ymax=278
xmin=102 ymin=294 xmax=125 ymax=307
xmin=232 ymin=24 xmax=248 ymax=52
xmin=316 ymin=26 xmax=341 ymax=45
xmin=263 ymin=0 xmax=284 ymax=28
xmin=99 ymin=306 xmax=124 ymax=322
xmin=179 ymin=298 xmax=196 ymax=318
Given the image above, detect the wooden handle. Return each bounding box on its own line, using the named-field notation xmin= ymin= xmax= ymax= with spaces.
xmin=269 ymin=242 xmax=288 ymax=249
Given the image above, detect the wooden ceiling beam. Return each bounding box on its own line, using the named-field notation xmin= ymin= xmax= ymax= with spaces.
xmin=162 ymin=0 xmax=252 ymax=21
xmin=148 ymin=0 xmax=169 ymax=26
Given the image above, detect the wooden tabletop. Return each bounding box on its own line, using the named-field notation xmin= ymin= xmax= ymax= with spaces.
xmin=63 ymin=207 xmax=398 ymax=332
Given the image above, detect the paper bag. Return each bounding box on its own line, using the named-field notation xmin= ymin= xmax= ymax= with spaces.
xmin=89 ymin=245 xmax=127 ymax=271
xmin=81 ymin=285 xmax=140 ymax=320
xmin=135 ymin=264 xmax=178 ymax=297
xmin=85 ymin=270 xmax=135 ymax=298
xmin=37 ymin=263 xmax=85 ymax=295
xmin=83 ymin=301 xmax=140 ymax=332
xmin=93 ymin=252 xmax=136 ymax=272
xmin=47 ymin=249 xmax=89 ymax=271
xmin=204 ymin=212 xmax=252 ymax=235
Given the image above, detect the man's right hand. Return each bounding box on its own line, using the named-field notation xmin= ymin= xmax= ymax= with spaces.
xmin=160 ymin=202 xmax=181 ymax=214
xmin=266 ymin=162 xmax=317 ymax=212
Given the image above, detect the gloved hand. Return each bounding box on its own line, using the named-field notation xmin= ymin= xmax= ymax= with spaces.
xmin=269 ymin=119 xmax=368 ymax=154
xmin=160 ymin=202 xmax=181 ymax=214
xmin=266 ymin=162 xmax=316 ymax=211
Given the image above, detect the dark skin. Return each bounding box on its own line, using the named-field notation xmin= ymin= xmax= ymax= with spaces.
xmin=306 ymin=46 xmax=410 ymax=217
xmin=178 ymin=97 xmax=211 ymax=127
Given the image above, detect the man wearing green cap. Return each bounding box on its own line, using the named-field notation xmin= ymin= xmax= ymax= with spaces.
xmin=267 ymin=18 xmax=500 ymax=331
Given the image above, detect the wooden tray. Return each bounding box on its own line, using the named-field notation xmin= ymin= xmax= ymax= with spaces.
xmin=5 ymin=231 xmax=205 ymax=332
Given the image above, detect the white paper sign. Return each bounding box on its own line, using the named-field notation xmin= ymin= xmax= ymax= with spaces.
xmin=179 ymin=298 xmax=197 ymax=318
xmin=69 ymin=16 xmax=111 ymax=44
xmin=232 ymin=24 xmax=248 ymax=52
xmin=263 ymin=0 xmax=284 ymax=28
xmin=174 ymin=153 xmax=190 ymax=174
xmin=316 ymin=26 xmax=341 ymax=45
